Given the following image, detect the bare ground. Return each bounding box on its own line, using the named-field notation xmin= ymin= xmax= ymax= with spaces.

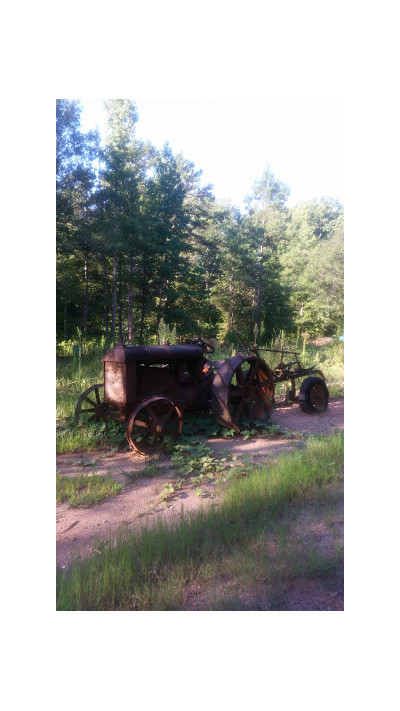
xmin=56 ymin=398 xmax=343 ymax=574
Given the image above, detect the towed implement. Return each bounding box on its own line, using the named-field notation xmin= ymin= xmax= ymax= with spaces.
xmin=75 ymin=336 xmax=328 ymax=455
xmin=242 ymin=338 xmax=329 ymax=415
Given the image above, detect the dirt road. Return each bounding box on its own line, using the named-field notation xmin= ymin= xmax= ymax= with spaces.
xmin=56 ymin=398 xmax=344 ymax=569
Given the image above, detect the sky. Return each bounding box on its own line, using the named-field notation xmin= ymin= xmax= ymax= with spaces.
xmin=80 ymin=99 xmax=344 ymax=211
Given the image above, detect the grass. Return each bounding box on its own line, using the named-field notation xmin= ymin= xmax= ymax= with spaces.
xmin=187 ymin=484 xmax=343 ymax=611
xmin=56 ymin=432 xmax=343 ymax=610
xmin=56 ymin=473 xmax=123 ymax=507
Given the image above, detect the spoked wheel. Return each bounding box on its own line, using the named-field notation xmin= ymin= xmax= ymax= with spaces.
xmin=126 ymin=396 xmax=183 ymax=456
xmin=75 ymin=384 xmax=116 ymax=425
xmin=228 ymin=360 xmax=275 ymax=427
xmin=298 ymin=376 xmax=329 ymax=413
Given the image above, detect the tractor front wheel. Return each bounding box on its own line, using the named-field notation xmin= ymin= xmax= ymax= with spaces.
xmin=126 ymin=396 xmax=183 ymax=455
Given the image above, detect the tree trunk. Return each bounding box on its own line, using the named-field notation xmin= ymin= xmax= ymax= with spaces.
xmin=63 ymin=281 xmax=68 ymax=340
xmin=164 ymin=279 xmax=170 ymax=317
xmin=118 ymin=257 xmax=124 ymax=343
xmin=229 ymin=277 xmax=234 ymax=330
xmin=255 ymin=241 xmax=264 ymax=328
xmin=127 ymin=260 xmax=133 ymax=343
xmin=111 ymin=254 xmax=117 ymax=343
xmin=139 ymin=263 xmax=147 ymax=344
xmin=119 ymin=305 xmax=124 ymax=343
xmin=103 ymin=256 xmax=109 ymax=346
xmin=82 ymin=253 xmax=89 ymax=337
xmin=128 ymin=293 xmax=133 ymax=343
xmin=158 ymin=282 xmax=163 ymax=322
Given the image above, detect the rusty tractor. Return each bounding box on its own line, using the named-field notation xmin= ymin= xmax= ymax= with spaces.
xmin=75 ymin=336 xmax=328 ymax=455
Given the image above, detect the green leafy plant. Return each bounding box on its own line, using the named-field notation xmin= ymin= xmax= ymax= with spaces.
xmin=194 ymin=487 xmax=208 ymax=497
xmin=171 ymin=440 xmax=226 ymax=481
xmin=158 ymin=479 xmax=184 ymax=502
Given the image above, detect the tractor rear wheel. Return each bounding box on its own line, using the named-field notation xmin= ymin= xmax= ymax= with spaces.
xmin=211 ymin=355 xmax=275 ymax=431
xmin=228 ymin=361 xmax=274 ymax=426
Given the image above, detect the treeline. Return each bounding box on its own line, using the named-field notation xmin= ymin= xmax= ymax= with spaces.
xmin=56 ymin=99 xmax=344 ymax=347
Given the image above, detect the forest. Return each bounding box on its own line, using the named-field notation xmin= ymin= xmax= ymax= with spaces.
xmin=56 ymin=99 xmax=344 ymax=351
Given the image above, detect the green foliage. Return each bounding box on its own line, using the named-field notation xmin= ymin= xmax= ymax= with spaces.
xmin=280 ymin=200 xmax=344 ymax=336
xmin=167 ymin=415 xmax=290 ymax=485
xmin=158 ymin=479 xmax=185 ymax=502
xmin=56 ymin=103 xmax=343 ymax=350
xmin=171 ymin=440 xmax=225 ymax=480
xmin=157 ymin=318 xmax=177 ymax=345
xmin=299 ymin=228 xmax=344 ymax=335
xmin=181 ymin=412 xmax=286 ymax=442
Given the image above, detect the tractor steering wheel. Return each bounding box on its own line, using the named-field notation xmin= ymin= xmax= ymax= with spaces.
xmin=187 ymin=337 xmax=214 ymax=354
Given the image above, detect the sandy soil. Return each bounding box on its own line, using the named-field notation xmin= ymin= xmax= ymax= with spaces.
xmin=56 ymin=398 xmax=344 ymax=570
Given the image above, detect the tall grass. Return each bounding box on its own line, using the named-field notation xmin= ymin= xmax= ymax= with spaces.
xmin=56 ymin=432 xmax=343 ymax=610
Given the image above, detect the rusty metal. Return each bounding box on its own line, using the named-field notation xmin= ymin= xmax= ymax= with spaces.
xmin=126 ymin=396 xmax=183 ymax=455
xmin=76 ymin=341 xmax=214 ymax=453
xmin=241 ymin=336 xmax=329 ymax=408
xmin=210 ymin=355 xmax=274 ymax=431
xmin=75 ymin=334 xmax=328 ymax=455
xmin=75 ymin=383 xmax=121 ymax=424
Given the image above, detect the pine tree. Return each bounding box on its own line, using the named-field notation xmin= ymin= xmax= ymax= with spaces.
xmin=56 ymin=100 xmax=99 ymax=340
xmin=98 ymin=100 xmax=147 ymax=343
xmin=244 ymin=165 xmax=292 ymax=339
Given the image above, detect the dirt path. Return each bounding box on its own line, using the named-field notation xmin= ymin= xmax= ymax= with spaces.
xmin=56 ymin=398 xmax=344 ymax=569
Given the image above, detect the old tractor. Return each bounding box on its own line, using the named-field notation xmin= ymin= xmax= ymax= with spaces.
xmin=75 ymin=337 xmax=328 ymax=455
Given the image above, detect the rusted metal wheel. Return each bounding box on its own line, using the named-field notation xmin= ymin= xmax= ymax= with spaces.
xmin=228 ymin=361 xmax=275 ymax=426
xmin=211 ymin=356 xmax=275 ymax=431
xmin=126 ymin=396 xmax=183 ymax=456
xmin=298 ymin=376 xmax=329 ymax=413
xmin=75 ymin=384 xmax=110 ymax=424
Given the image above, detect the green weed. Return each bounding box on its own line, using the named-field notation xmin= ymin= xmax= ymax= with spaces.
xmin=157 ymin=479 xmax=184 ymax=503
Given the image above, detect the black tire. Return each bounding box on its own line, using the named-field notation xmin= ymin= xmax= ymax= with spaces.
xmin=298 ymin=376 xmax=329 ymax=414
